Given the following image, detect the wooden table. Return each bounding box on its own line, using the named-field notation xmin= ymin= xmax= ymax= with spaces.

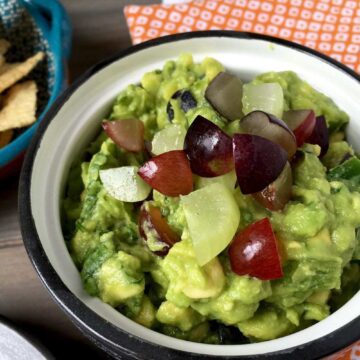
xmin=0 ymin=1 xmax=153 ymax=358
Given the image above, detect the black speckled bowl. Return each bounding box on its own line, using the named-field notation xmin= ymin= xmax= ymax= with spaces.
xmin=19 ymin=32 xmax=360 ymax=360
xmin=0 ymin=0 xmax=71 ymax=178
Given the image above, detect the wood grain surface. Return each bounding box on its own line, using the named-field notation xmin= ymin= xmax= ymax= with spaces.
xmin=0 ymin=1 xmax=154 ymax=358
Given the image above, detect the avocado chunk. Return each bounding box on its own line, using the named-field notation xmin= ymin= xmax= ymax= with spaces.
xmin=96 ymin=251 xmax=145 ymax=307
xmin=132 ymin=296 xmax=156 ymax=329
xmin=303 ymin=303 xmax=329 ymax=321
xmin=80 ymin=232 xmax=116 ymax=295
xmin=322 ymin=141 xmax=354 ymax=169
xmin=156 ymin=301 xmax=205 ymax=331
xmin=161 ymin=240 xmax=225 ymax=307
xmin=238 ymin=306 xmax=296 ymax=341
xmin=192 ymin=262 xmax=271 ymax=325
xmin=268 ymin=259 xmax=342 ymax=308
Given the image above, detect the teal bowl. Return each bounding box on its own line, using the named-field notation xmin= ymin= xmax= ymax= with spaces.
xmin=0 ymin=0 xmax=71 ymax=178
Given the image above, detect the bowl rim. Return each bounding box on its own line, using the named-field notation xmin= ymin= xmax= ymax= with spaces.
xmin=19 ymin=31 xmax=360 ymax=359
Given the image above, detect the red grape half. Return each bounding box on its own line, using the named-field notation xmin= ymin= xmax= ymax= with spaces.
xmin=184 ymin=116 xmax=234 ymax=177
xmin=138 ymin=150 xmax=193 ymax=196
xmin=102 ymin=119 xmax=144 ymax=152
xmin=139 ymin=205 xmax=180 ymax=256
xmin=308 ymin=115 xmax=329 ymax=157
xmin=283 ymin=109 xmax=316 ymax=147
xmin=205 ymin=72 xmax=243 ymax=121
xmin=233 ymin=134 xmax=288 ymax=194
xmin=228 ymin=218 xmax=283 ymax=280
xmin=253 ymin=162 xmax=292 ymax=211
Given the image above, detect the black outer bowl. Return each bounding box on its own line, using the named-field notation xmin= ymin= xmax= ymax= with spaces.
xmin=19 ymin=31 xmax=360 ymax=360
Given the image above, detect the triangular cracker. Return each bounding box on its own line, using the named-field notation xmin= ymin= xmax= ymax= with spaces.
xmin=0 ymin=62 xmax=16 ymax=75
xmin=0 ymin=39 xmax=10 ymax=68
xmin=0 ymin=51 xmax=44 ymax=93
xmin=0 ymin=81 xmax=38 ymax=132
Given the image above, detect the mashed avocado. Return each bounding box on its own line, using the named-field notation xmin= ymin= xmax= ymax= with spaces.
xmin=62 ymin=54 xmax=360 ymax=344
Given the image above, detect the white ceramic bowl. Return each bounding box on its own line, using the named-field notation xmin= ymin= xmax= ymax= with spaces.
xmin=19 ymin=32 xmax=360 ymax=359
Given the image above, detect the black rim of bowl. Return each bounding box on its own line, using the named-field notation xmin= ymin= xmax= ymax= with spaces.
xmin=19 ymin=31 xmax=360 ymax=360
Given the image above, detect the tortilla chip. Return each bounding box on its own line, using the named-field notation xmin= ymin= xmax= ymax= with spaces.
xmin=0 ymin=62 xmax=16 ymax=75
xmin=0 ymin=51 xmax=44 ymax=94
xmin=0 ymin=129 xmax=13 ymax=148
xmin=0 ymin=38 xmax=10 ymax=67
xmin=0 ymin=81 xmax=38 ymax=132
xmin=0 ymin=39 xmax=10 ymax=55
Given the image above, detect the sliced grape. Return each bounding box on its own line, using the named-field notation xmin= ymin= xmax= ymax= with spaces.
xmin=151 ymin=124 xmax=186 ymax=155
xmin=138 ymin=150 xmax=193 ymax=197
xmin=139 ymin=205 xmax=180 ymax=256
xmin=233 ymin=134 xmax=288 ymax=194
xmin=184 ymin=115 xmax=233 ymax=177
xmin=253 ymin=162 xmax=292 ymax=211
xmin=167 ymin=90 xmax=197 ymax=121
xmin=283 ymin=109 xmax=316 ymax=147
xmin=181 ymin=183 xmax=240 ymax=266
xmin=241 ymin=111 xmax=296 ymax=158
xmin=205 ymin=72 xmax=243 ymax=121
xmin=195 ymin=170 xmax=237 ymax=192
xmin=179 ymin=90 xmax=197 ymax=112
xmin=228 ymin=218 xmax=283 ymax=280
xmin=242 ymin=83 xmax=284 ymax=119
xmin=102 ymin=119 xmax=144 ymax=152
xmin=308 ymin=115 xmax=329 ymax=157
xmin=99 ymin=166 xmax=151 ymax=202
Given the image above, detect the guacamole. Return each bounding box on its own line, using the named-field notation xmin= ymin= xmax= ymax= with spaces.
xmin=62 ymin=54 xmax=360 ymax=344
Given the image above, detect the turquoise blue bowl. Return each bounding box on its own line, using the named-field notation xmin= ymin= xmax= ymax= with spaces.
xmin=0 ymin=0 xmax=71 ymax=177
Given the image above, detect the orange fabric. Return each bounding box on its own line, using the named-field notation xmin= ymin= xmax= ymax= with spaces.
xmin=323 ymin=340 xmax=360 ymax=360
xmin=124 ymin=0 xmax=360 ymax=73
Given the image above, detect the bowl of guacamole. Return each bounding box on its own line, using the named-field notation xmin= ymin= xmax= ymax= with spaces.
xmin=19 ymin=32 xmax=360 ymax=359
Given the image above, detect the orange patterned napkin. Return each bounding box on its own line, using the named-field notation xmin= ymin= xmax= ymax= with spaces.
xmin=124 ymin=1 xmax=359 ymax=359
xmin=124 ymin=0 xmax=360 ymax=73
xmin=325 ymin=341 xmax=360 ymax=360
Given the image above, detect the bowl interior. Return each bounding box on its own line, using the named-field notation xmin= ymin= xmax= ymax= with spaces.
xmin=28 ymin=35 xmax=360 ymax=357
